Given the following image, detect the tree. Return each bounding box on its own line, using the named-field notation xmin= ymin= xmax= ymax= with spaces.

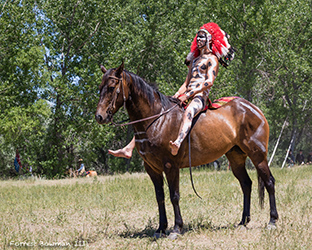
xmin=0 ymin=0 xmax=49 ymax=175
xmin=258 ymin=0 xmax=312 ymax=160
xmin=1 ymin=0 xmax=311 ymax=176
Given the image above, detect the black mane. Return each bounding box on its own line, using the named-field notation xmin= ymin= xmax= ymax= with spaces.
xmin=126 ymin=71 xmax=177 ymax=108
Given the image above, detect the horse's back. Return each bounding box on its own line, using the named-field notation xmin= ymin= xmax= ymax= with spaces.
xmin=198 ymin=97 xmax=268 ymax=134
xmin=187 ymin=98 xmax=269 ymax=166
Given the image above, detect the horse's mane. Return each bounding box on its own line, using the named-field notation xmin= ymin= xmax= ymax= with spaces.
xmin=126 ymin=71 xmax=178 ymax=108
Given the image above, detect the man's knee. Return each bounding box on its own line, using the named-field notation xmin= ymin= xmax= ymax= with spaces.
xmin=193 ymin=95 xmax=206 ymax=109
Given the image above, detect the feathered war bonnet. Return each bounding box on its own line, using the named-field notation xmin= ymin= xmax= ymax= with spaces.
xmin=185 ymin=22 xmax=235 ymax=68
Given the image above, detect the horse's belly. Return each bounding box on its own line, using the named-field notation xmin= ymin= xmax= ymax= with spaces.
xmin=186 ymin=112 xmax=237 ymax=166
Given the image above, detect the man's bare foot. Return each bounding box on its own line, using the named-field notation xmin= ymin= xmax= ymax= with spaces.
xmin=169 ymin=141 xmax=179 ymax=156
xmin=108 ymin=148 xmax=132 ymax=159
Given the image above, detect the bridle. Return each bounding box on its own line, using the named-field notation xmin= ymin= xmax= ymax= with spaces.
xmin=105 ymin=73 xmax=127 ymax=118
xmin=105 ymin=72 xmax=178 ymax=128
xmin=104 ymin=71 xmax=200 ymax=199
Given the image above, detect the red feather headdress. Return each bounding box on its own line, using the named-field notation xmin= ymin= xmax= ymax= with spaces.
xmin=185 ymin=23 xmax=235 ymax=68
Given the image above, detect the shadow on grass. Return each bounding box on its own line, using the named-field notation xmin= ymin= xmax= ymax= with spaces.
xmin=183 ymin=220 xmax=237 ymax=233
xmin=118 ymin=218 xmax=238 ymax=239
xmin=119 ymin=221 xmax=157 ymax=239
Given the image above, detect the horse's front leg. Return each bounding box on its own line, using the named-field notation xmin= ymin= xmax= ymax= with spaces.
xmin=164 ymin=164 xmax=183 ymax=239
xmin=144 ymin=162 xmax=167 ymax=238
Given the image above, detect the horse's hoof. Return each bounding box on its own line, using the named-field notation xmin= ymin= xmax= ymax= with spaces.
xmin=168 ymin=232 xmax=180 ymax=240
xmin=153 ymin=232 xmax=166 ymax=239
xmin=236 ymin=225 xmax=248 ymax=231
xmin=238 ymin=216 xmax=250 ymax=227
xmin=267 ymin=223 xmax=277 ymax=230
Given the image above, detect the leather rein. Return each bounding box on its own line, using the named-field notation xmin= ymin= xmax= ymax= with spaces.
xmin=107 ymin=73 xmax=201 ymax=199
xmin=107 ymin=74 xmax=178 ymax=128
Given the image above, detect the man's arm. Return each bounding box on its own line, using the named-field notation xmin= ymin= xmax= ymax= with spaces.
xmin=173 ymin=65 xmax=191 ymax=98
xmin=77 ymin=164 xmax=84 ymax=172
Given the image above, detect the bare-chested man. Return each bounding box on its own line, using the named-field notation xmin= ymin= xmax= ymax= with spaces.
xmin=169 ymin=29 xmax=219 ymax=155
xmin=109 ymin=22 xmax=234 ymax=158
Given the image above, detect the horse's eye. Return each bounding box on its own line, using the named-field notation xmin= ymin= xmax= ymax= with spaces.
xmin=108 ymin=87 xmax=115 ymax=93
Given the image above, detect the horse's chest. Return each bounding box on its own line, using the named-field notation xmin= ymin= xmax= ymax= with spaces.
xmin=135 ymin=135 xmax=163 ymax=159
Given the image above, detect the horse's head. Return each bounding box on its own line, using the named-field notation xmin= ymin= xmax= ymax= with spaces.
xmin=95 ymin=62 xmax=128 ymax=124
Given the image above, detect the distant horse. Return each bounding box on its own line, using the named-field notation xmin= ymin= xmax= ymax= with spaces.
xmin=65 ymin=168 xmax=77 ymax=178
xmin=85 ymin=171 xmax=97 ymax=177
xmin=95 ymin=62 xmax=278 ymax=238
xmin=75 ymin=170 xmax=97 ymax=177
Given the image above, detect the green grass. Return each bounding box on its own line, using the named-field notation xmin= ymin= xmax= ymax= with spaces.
xmin=1 ymin=166 xmax=312 ymax=249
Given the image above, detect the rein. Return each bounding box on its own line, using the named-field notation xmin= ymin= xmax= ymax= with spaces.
xmin=107 ymin=72 xmax=200 ymax=199
xmin=188 ymin=132 xmax=202 ymax=199
xmin=111 ymin=104 xmax=178 ymax=127
xmin=108 ymin=73 xmax=178 ymax=128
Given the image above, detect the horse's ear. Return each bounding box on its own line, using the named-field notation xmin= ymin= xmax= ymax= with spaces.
xmin=115 ymin=61 xmax=124 ymax=76
xmin=100 ymin=65 xmax=107 ymax=74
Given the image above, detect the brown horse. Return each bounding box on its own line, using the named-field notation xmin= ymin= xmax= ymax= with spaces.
xmin=85 ymin=171 xmax=97 ymax=177
xmin=75 ymin=170 xmax=98 ymax=177
xmin=95 ymin=62 xmax=278 ymax=238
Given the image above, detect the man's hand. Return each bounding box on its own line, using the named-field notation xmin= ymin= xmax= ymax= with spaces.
xmin=178 ymin=94 xmax=188 ymax=103
xmin=172 ymin=92 xmax=180 ymax=99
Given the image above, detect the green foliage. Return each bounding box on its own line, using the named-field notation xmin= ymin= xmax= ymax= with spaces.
xmin=0 ymin=0 xmax=311 ymax=177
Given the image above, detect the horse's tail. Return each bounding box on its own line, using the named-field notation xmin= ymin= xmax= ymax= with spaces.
xmin=258 ymin=172 xmax=265 ymax=209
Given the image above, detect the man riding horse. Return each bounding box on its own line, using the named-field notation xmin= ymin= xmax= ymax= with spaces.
xmin=96 ymin=23 xmax=278 ymax=236
xmin=108 ymin=22 xmax=234 ymax=158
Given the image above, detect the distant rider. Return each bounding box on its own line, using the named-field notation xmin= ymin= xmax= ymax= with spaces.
xmin=77 ymin=159 xmax=85 ymax=176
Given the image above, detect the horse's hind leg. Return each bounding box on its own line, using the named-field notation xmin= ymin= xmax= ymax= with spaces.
xmin=251 ymin=156 xmax=279 ymax=226
xmin=226 ymin=146 xmax=251 ymax=226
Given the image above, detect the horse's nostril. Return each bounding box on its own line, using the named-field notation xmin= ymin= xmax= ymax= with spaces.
xmin=95 ymin=114 xmax=103 ymax=122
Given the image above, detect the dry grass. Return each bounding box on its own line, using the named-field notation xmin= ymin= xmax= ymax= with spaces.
xmin=1 ymin=165 xmax=312 ymax=249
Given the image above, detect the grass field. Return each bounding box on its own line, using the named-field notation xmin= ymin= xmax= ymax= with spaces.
xmin=1 ymin=165 xmax=312 ymax=249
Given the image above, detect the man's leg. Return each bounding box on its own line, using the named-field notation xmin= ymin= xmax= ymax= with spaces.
xmin=108 ymin=136 xmax=135 ymax=159
xmin=169 ymin=97 xmax=205 ymax=156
